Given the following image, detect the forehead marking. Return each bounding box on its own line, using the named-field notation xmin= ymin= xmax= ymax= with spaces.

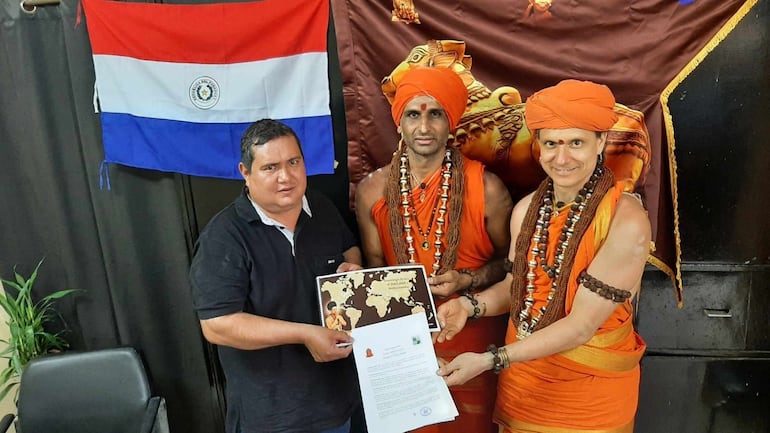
xmin=420 ymin=103 xmax=427 ymax=111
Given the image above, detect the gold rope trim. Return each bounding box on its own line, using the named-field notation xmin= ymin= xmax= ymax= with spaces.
xmin=646 ymin=253 xmax=676 ymax=285
xmin=658 ymin=0 xmax=758 ymax=309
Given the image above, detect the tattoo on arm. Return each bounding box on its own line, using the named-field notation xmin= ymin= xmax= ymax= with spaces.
xmin=463 ymin=257 xmax=507 ymax=291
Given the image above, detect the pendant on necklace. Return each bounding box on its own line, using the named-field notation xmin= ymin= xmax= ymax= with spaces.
xmin=418 ymin=182 xmax=427 ymax=202
xmin=421 ymin=239 xmax=430 ymax=251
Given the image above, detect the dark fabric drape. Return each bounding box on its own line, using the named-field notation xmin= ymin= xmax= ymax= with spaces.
xmin=668 ymin=0 xmax=770 ymax=264
xmin=0 ymin=1 xmax=224 ymax=431
xmin=331 ymin=0 xmax=750 ymax=299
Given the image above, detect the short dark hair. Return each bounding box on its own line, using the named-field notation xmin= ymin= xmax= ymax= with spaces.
xmin=240 ymin=119 xmax=303 ymax=170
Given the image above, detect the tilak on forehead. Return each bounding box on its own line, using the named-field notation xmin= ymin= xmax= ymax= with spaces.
xmin=390 ymin=67 xmax=468 ymax=130
xmin=525 ymin=79 xmax=618 ymax=131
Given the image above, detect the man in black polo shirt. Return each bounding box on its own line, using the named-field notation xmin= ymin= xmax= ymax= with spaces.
xmin=190 ymin=119 xmax=362 ymax=433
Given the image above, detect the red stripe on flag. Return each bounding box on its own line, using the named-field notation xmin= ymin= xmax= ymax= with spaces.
xmin=83 ymin=0 xmax=328 ymax=64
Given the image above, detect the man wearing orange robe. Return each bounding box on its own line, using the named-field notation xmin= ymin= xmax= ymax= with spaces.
xmin=355 ymin=67 xmax=513 ymax=433
xmin=435 ymin=79 xmax=650 ymax=433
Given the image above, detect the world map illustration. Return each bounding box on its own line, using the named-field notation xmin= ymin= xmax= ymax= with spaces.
xmin=318 ymin=266 xmax=438 ymax=331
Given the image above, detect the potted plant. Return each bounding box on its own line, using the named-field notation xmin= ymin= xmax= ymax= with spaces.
xmin=0 ymin=259 xmax=77 ymax=401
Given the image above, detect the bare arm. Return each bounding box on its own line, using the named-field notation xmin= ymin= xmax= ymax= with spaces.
xmin=435 ymin=194 xmax=530 ymax=341
xmin=337 ymin=246 xmax=364 ymax=272
xmin=429 ymin=171 xmax=513 ymax=296
xmin=354 ymin=169 xmax=388 ymax=268
xmin=506 ymin=195 xmax=651 ymax=357
xmin=482 ymin=170 xmax=513 ymax=258
xmin=200 ymin=313 xmax=353 ymax=362
xmin=439 ymin=195 xmax=651 ymax=385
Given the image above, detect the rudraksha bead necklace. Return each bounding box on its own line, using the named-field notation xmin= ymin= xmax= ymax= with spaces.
xmin=399 ymin=149 xmax=452 ymax=275
xmin=517 ymin=165 xmax=603 ymax=338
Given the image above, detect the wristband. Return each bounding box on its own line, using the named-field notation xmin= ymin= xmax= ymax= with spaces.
xmin=458 ymin=268 xmax=478 ymax=291
xmin=461 ymin=290 xmax=481 ymax=320
xmin=486 ymin=344 xmax=510 ymax=374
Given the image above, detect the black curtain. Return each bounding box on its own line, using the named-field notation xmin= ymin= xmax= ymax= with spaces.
xmin=0 ymin=0 xmax=224 ymax=431
xmin=0 ymin=0 xmax=353 ymax=431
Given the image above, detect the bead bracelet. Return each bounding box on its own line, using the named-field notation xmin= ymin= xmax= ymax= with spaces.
xmin=486 ymin=345 xmax=510 ymax=374
xmin=461 ymin=290 xmax=482 ymax=320
xmin=458 ymin=268 xmax=479 ymax=291
xmin=577 ymin=270 xmax=632 ymax=303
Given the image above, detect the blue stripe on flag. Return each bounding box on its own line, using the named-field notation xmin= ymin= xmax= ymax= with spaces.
xmin=100 ymin=113 xmax=335 ymax=179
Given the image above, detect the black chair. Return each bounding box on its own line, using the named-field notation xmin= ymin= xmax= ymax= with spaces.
xmin=0 ymin=347 xmax=169 ymax=433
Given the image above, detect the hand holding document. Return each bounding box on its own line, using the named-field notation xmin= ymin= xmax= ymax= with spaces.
xmin=351 ymin=313 xmax=458 ymax=433
xmin=317 ymin=265 xmax=457 ymax=432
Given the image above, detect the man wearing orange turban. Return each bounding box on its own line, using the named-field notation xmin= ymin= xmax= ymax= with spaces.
xmin=435 ymin=79 xmax=650 ymax=433
xmin=389 ymin=66 xmax=468 ymax=131
xmin=355 ymin=66 xmax=513 ymax=433
xmin=525 ymin=79 xmax=619 ymax=131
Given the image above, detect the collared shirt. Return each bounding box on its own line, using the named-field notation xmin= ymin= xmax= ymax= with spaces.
xmin=248 ymin=195 xmax=312 ymax=255
xmin=189 ymin=188 xmax=360 ymax=433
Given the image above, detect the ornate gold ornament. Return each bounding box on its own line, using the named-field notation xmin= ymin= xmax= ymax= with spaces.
xmin=392 ymin=0 xmax=420 ymax=24
xmin=382 ymin=39 xmax=652 ymax=197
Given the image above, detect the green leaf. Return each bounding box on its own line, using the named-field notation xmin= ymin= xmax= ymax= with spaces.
xmin=13 ymin=272 xmax=25 ymax=288
xmin=0 ymin=257 xmax=76 ymax=393
xmin=26 ymin=258 xmax=44 ymax=290
xmin=0 ymin=381 xmax=19 ymax=403
xmin=0 ymin=279 xmax=21 ymax=291
xmin=42 ymin=289 xmax=79 ymax=301
xmin=0 ymin=367 xmax=14 ymax=384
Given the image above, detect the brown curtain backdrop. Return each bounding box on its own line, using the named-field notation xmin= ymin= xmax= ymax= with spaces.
xmin=331 ymin=0 xmax=750 ymax=299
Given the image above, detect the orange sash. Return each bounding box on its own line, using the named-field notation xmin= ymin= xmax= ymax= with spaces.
xmin=494 ymin=182 xmax=646 ymax=431
xmin=372 ymin=158 xmax=505 ymax=433
xmin=498 ymin=419 xmax=634 ymax=433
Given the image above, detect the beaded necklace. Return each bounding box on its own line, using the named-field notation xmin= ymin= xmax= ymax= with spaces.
xmin=399 ymin=149 xmax=452 ymax=276
xmin=517 ymin=165 xmax=603 ymax=339
xmin=407 ymin=180 xmax=441 ymax=252
xmin=411 ymin=170 xmax=441 ymax=202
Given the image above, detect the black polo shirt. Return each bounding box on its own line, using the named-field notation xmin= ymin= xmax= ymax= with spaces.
xmin=190 ymin=188 xmax=360 ymax=433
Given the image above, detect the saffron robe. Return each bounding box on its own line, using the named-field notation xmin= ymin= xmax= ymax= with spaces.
xmin=372 ymin=157 xmax=506 ymax=433
xmin=494 ymin=182 xmax=647 ymax=433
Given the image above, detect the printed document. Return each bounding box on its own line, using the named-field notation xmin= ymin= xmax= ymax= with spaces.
xmin=351 ymin=313 xmax=458 ymax=433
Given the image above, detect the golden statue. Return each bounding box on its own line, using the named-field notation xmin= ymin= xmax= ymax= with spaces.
xmin=391 ymin=0 xmax=420 ymax=24
xmin=382 ymin=39 xmax=651 ymax=199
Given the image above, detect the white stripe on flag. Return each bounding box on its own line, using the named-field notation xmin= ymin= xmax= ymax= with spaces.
xmin=93 ymin=52 xmax=330 ymax=123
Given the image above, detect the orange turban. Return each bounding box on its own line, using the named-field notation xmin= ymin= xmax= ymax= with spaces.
xmin=525 ymin=79 xmax=618 ymax=131
xmin=391 ymin=67 xmax=468 ymax=130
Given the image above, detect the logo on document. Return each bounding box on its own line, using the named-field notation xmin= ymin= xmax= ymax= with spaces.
xmin=420 ymin=407 xmax=432 ymax=416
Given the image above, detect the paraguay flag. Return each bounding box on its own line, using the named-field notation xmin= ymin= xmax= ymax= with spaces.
xmin=82 ymin=0 xmax=335 ymax=179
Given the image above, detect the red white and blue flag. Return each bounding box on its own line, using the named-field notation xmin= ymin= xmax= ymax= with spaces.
xmin=83 ymin=0 xmax=334 ymax=179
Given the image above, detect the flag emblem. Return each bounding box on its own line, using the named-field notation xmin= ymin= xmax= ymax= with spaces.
xmin=189 ymin=76 xmax=219 ymax=110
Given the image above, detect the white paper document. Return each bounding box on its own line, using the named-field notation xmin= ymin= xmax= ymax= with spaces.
xmin=351 ymin=313 xmax=458 ymax=433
